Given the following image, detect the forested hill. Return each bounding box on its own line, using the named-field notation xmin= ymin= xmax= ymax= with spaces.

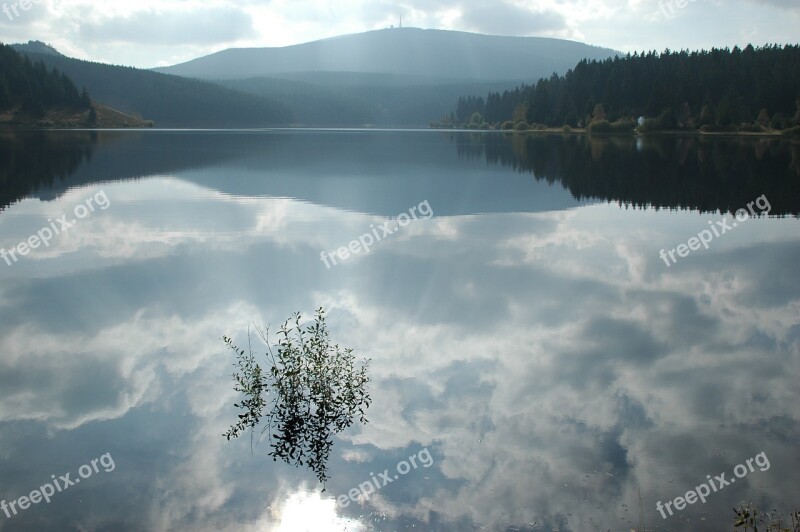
xmin=152 ymin=28 xmax=621 ymax=127
xmin=446 ymin=44 xmax=800 ymax=132
xmin=14 ymin=49 xmax=291 ymax=127
xmin=0 ymin=42 xmax=89 ymax=115
xmin=156 ymin=28 xmax=619 ymax=82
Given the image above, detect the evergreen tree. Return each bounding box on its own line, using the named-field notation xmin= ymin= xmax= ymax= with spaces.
xmin=0 ymin=74 xmax=9 ymax=109
xmin=795 ymin=97 xmax=800 ymax=125
xmin=87 ymin=105 xmax=97 ymax=126
xmin=80 ymin=87 xmax=91 ymax=108
xmin=0 ymin=42 xmax=90 ymax=113
xmin=447 ymin=44 xmax=800 ymax=131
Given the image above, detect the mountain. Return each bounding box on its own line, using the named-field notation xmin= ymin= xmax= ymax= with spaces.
xmin=11 ymin=40 xmax=62 ymax=57
xmin=0 ymin=41 xmax=96 ymax=127
xmin=2 ymin=42 xmax=163 ymax=128
xmin=11 ymin=29 xmax=621 ymax=127
xmin=13 ymin=49 xmax=290 ymax=127
xmin=155 ymin=27 xmax=619 ymax=82
xmin=156 ymin=28 xmax=619 ymax=126
xmin=0 ymin=42 xmax=86 ymax=111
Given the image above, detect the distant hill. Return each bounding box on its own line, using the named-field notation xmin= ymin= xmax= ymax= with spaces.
xmin=11 ymin=40 xmax=63 ymax=57
xmin=157 ymin=28 xmax=618 ymax=126
xmin=216 ymin=74 xmax=531 ymax=126
xmin=0 ymin=42 xmax=90 ymax=117
xmin=1 ymin=42 xmax=157 ymax=128
xmin=13 ymin=49 xmax=290 ymax=127
xmin=11 ymin=29 xmax=621 ymax=127
xmin=155 ymin=27 xmax=619 ymax=82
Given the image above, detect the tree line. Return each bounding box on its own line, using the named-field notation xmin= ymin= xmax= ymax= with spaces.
xmin=450 ymin=133 xmax=800 ymax=216
xmin=438 ymin=44 xmax=800 ymax=133
xmin=18 ymin=49 xmax=293 ymax=127
xmin=0 ymin=43 xmax=90 ymax=116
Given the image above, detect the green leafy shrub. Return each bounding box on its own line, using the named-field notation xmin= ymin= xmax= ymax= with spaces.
xmin=223 ymin=308 xmax=370 ymax=486
xmin=737 ymin=123 xmax=763 ymax=133
xmin=610 ymin=117 xmax=635 ymax=132
xmin=588 ymin=119 xmax=611 ymax=133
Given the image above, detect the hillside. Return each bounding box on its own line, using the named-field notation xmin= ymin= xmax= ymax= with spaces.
xmin=14 ymin=48 xmax=290 ymax=127
xmin=11 ymin=29 xmax=623 ymax=128
xmin=0 ymin=42 xmax=89 ymax=115
xmin=0 ymin=101 xmax=152 ymax=128
xmin=11 ymin=40 xmax=63 ymax=57
xmin=155 ymin=27 xmax=619 ymax=82
xmin=216 ymin=74 xmax=530 ymax=126
xmin=448 ymin=44 xmax=800 ymax=132
xmin=155 ymin=28 xmax=619 ymax=126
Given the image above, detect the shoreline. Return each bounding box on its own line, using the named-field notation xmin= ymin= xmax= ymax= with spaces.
xmin=428 ymin=126 xmax=798 ymax=138
xmin=0 ymin=125 xmax=797 ymax=139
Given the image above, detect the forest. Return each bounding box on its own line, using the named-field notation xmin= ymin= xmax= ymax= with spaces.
xmin=0 ymin=43 xmax=90 ymax=116
xmin=16 ymin=49 xmax=291 ymax=127
xmin=440 ymin=44 xmax=800 ymax=133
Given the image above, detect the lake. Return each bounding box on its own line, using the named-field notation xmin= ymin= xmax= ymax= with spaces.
xmin=0 ymin=130 xmax=798 ymax=531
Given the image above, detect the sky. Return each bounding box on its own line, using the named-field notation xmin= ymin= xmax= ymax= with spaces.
xmin=0 ymin=0 xmax=798 ymax=69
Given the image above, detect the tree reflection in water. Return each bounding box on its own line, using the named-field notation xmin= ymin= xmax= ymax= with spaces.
xmin=223 ymin=308 xmax=370 ymax=487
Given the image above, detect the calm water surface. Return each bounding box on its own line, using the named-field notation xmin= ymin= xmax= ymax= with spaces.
xmin=0 ymin=130 xmax=798 ymax=531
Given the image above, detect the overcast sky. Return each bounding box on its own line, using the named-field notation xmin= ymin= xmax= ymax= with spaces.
xmin=0 ymin=0 xmax=798 ymax=68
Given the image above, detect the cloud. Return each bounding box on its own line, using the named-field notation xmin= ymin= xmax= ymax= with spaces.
xmin=0 ymin=0 xmax=47 ymax=28
xmin=78 ymin=7 xmax=256 ymax=45
xmin=458 ymin=1 xmax=567 ymax=36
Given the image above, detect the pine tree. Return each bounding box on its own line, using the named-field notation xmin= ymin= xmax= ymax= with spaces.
xmin=80 ymin=87 xmax=91 ymax=109
xmin=87 ymin=105 xmax=97 ymax=126
xmin=794 ymin=97 xmax=800 ymax=125
xmin=0 ymin=74 xmax=10 ymax=110
xmin=446 ymin=44 xmax=800 ymax=131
